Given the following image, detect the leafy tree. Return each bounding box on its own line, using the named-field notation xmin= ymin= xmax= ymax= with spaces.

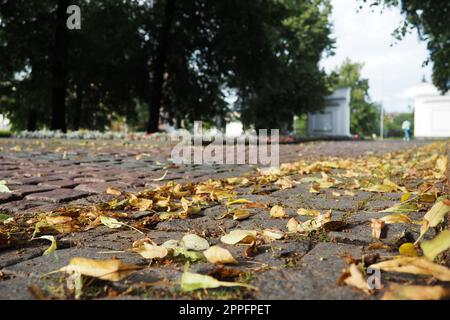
xmin=363 ymin=0 xmax=450 ymax=93
xmin=333 ymin=58 xmax=380 ymax=137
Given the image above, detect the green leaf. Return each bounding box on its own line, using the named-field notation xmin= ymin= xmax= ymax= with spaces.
xmin=180 ymin=269 xmax=257 ymax=292
xmin=0 ymin=213 xmax=12 ymax=222
xmin=100 ymin=216 xmax=122 ymax=229
xmin=172 ymin=248 xmax=205 ymax=262
xmin=0 ymin=180 xmax=12 ymax=194
xmin=421 ymin=230 xmax=450 ymax=261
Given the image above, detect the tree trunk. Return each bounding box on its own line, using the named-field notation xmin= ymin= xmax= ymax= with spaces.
xmin=50 ymin=0 xmax=69 ymax=132
xmin=27 ymin=108 xmax=37 ymax=131
xmin=72 ymin=84 xmax=83 ymax=130
xmin=147 ymin=0 xmax=175 ymax=133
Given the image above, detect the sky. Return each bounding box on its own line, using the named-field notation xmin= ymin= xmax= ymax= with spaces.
xmin=320 ymin=0 xmax=433 ymax=113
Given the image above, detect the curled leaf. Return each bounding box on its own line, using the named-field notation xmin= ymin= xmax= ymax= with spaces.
xmin=204 ymin=246 xmax=237 ymax=265
xmin=370 ymin=257 xmax=450 ymax=281
xmin=133 ymin=242 xmax=168 ymax=260
xmin=371 ymin=219 xmax=385 ymax=239
xmin=382 ymin=284 xmax=450 ymax=300
xmin=33 ymin=235 xmax=57 ymax=256
xmin=421 ymin=230 xmax=450 ymax=261
xmin=220 ymin=230 xmax=257 ymax=245
xmin=270 ymin=205 xmax=287 ymax=218
xmin=59 ymin=257 xmax=140 ymax=281
xmin=180 ymin=269 xmax=257 ymax=292
xmin=100 ymin=216 xmax=122 ymax=229
xmin=180 ymin=234 xmax=210 ymax=251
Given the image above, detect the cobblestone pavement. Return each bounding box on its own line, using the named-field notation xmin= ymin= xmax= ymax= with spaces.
xmin=0 ymin=138 xmax=448 ymax=300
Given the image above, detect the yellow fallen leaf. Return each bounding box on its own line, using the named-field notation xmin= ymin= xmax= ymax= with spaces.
xmin=332 ymin=191 xmax=341 ymax=197
xmin=129 ymin=196 xmax=153 ymax=211
xmin=421 ymin=230 xmax=450 ymax=261
xmin=270 ymin=205 xmax=287 ymax=218
xmin=371 ymin=219 xmax=385 ymax=240
xmin=45 ymin=216 xmax=73 ymax=225
xmin=220 ymin=230 xmax=257 ymax=245
xmin=286 ymin=218 xmax=299 ymax=233
xmin=180 ymin=234 xmax=210 ymax=251
xmin=399 ymin=243 xmax=418 ymax=257
xmin=275 ymin=177 xmax=294 ymax=189
xmin=381 ymin=202 xmax=418 ymax=213
xmin=226 ymin=199 xmax=252 ymax=206
xmin=382 ymin=284 xmax=450 ymax=300
xmin=180 ymin=269 xmax=257 ymax=292
xmin=133 ymin=242 xmax=169 ymax=260
xmin=233 ymin=209 xmax=250 ymax=221
xmin=100 ymin=216 xmax=122 ymax=229
xmin=344 ymin=191 xmax=355 ymax=197
xmin=106 ymin=187 xmax=122 ymax=196
xmin=434 ymin=155 xmax=448 ymax=179
xmin=417 ymin=200 xmax=450 ymax=243
xmin=370 ymin=257 xmax=450 ymax=281
xmin=380 ymin=214 xmax=412 ymax=224
xmin=297 ymin=208 xmax=320 ymax=217
xmin=262 ymin=228 xmax=284 ymax=240
xmin=342 ymin=264 xmax=373 ymax=295
xmin=203 ymin=246 xmax=237 ymax=265
xmin=59 ymin=257 xmax=140 ymax=281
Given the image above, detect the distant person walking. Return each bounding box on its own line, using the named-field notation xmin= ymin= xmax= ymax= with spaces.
xmin=402 ymin=120 xmax=411 ymax=141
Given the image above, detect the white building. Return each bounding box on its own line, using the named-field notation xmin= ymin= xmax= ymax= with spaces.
xmin=308 ymin=87 xmax=351 ymax=137
xmin=406 ymin=82 xmax=450 ymax=138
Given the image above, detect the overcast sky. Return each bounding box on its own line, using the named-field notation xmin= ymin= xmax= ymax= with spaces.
xmin=320 ymin=0 xmax=432 ymax=113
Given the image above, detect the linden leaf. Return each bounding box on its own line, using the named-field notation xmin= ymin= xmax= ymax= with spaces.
xmin=233 ymin=209 xmax=250 ymax=221
xmin=226 ymin=199 xmax=252 ymax=206
xmin=380 ymin=214 xmax=413 ymax=224
xmin=370 ymin=257 xmax=450 ymax=281
xmin=180 ymin=269 xmax=257 ymax=292
xmin=371 ymin=219 xmax=385 ymax=240
xmin=220 ymin=230 xmax=257 ymax=245
xmin=382 ymin=284 xmax=450 ymax=300
xmin=341 ymin=264 xmax=373 ymax=295
xmin=297 ymin=208 xmax=320 ymax=217
xmin=421 ymin=230 xmax=450 ymax=261
xmin=100 ymin=216 xmax=122 ymax=229
xmin=59 ymin=257 xmax=140 ymax=282
xmin=180 ymin=234 xmax=210 ymax=251
xmin=133 ymin=242 xmax=168 ymax=260
xmin=270 ymin=205 xmax=287 ymax=218
xmin=204 ymin=246 xmax=237 ymax=265
xmin=0 ymin=180 xmax=12 ymax=193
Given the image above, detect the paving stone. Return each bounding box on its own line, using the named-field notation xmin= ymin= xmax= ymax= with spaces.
xmin=38 ymin=180 xmax=79 ymax=188
xmin=9 ymin=185 xmax=56 ymax=197
xmin=1 ymin=247 xmax=145 ymax=279
xmin=0 ymin=192 xmax=21 ymax=204
xmin=25 ymin=189 xmax=90 ymax=203
xmin=0 ymin=200 xmax=50 ymax=215
xmin=74 ymin=181 xmax=130 ymax=194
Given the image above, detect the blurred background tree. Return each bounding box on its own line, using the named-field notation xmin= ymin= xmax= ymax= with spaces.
xmin=0 ymin=0 xmax=334 ymax=133
xmin=332 ymin=58 xmax=380 ymax=137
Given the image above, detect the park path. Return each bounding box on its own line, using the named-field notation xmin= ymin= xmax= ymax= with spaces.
xmin=0 ymin=138 xmax=449 ymax=300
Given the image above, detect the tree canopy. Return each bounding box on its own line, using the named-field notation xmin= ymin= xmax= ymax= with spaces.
xmin=0 ymin=0 xmax=334 ymax=132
